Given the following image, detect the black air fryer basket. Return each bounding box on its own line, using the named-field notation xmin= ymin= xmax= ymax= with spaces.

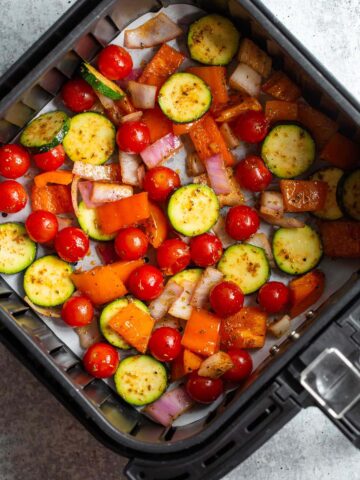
xmin=0 ymin=1 xmax=359 ymax=479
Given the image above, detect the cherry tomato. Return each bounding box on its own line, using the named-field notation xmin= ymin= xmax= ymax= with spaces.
xmin=186 ymin=372 xmax=224 ymax=404
xmin=128 ymin=265 xmax=164 ymax=301
xmin=0 ymin=180 xmax=27 ymax=213
xmin=143 ymin=166 xmax=180 ymax=202
xmin=25 ymin=210 xmax=58 ymax=243
xmin=0 ymin=144 xmax=30 ymax=179
xmin=235 ymin=155 xmax=272 ymax=192
xmin=33 ymin=145 xmax=65 ymax=171
xmin=222 ymin=349 xmax=253 ymax=383
xmin=233 ymin=110 xmax=269 ymax=143
xmin=148 ymin=327 xmax=182 ymax=362
xmin=257 ymin=281 xmax=290 ymax=314
xmin=190 ymin=233 xmax=223 ymax=267
xmin=98 ymin=45 xmax=133 ymax=81
xmin=114 ymin=227 xmax=148 ymax=261
xmin=210 ymin=281 xmax=244 ymax=317
xmin=116 ymin=121 xmax=150 ymax=154
xmin=61 ymin=296 xmax=94 ymax=327
xmin=61 ymin=78 xmax=96 ymax=113
xmin=54 ymin=227 xmax=89 ymax=263
xmin=156 ymin=239 xmax=190 ymax=275
xmin=83 ymin=342 xmax=119 ymax=379
xmin=226 ymin=205 xmax=259 ymax=241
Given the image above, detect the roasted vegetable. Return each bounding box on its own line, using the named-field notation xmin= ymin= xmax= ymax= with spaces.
xmin=318 ymin=220 xmax=360 ymax=258
xmin=289 ymin=270 xmax=325 ymax=318
xmin=220 ymin=307 xmax=267 ymax=349
xmin=280 ymin=179 xmax=328 ymax=212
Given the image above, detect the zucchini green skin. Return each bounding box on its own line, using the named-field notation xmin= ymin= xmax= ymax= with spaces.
xmin=158 ymin=73 xmax=212 ymax=123
xmin=337 ymin=169 xmax=360 ymax=221
xmin=0 ymin=223 xmax=37 ymax=275
xmin=168 ymin=184 xmax=219 ymax=237
xmin=63 ymin=112 xmax=115 ymax=165
xmin=272 ymin=225 xmax=323 ymax=275
xmin=114 ymin=355 xmax=168 ymax=406
xmin=188 ymin=14 xmax=240 ymax=66
xmin=99 ymin=297 xmax=148 ymax=349
xmin=218 ymin=244 xmax=270 ymax=294
xmin=170 ymin=268 xmax=203 ymax=285
xmin=310 ymin=167 xmax=344 ymax=220
xmin=77 ymin=201 xmax=115 ymax=241
xmin=24 ymin=255 xmax=74 ymax=307
xmin=80 ymin=63 xmax=125 ymax=100
xmin=261 ymin=124 xmax=315 ymax=178
xmin=20 ymin=111 xmax=70 ymax=151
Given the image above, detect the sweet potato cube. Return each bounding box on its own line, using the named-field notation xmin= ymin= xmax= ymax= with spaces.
xmin=183 ymin=349 xmax=203 ymax=373
xmin=265 ymin=100 xmax=298 ymax=123
xmin=262 ymin=71 xmax=301 ymax=102
xmin=318 ymin=221 xmax=360 ymax=258
xmin=181 ymin=308 xmax=221 ymax=357
xmin=320 ymin=132 xmax=360 ymax=170
xmin=238 ymin=38 xmax=272 ymax=78
xmin=280 ymin=180 xmax=328 ymax=212
xmin=297 ymin=103 xmax=338 ymax=148
xmin=289 ymin=269 xmax=325 ymax=318
xmin=220 ymin=307 xmax=267 ymax=349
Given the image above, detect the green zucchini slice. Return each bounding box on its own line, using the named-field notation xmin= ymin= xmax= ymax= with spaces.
xmin=272 ymin=225 xmax=323 ymax=275
xmin=20 ymin=111 xmax=69 ymax=151
xmin=63 ymin=112 xmax=115 ymax=165
xmin=0 ymin=223 xmax=36 ymax=275
xmin=168 ymin=184 xmax=219 ymax=237
xmin=80 ymin=63 xmax=125 ymax=100
xmin=337 ymin=169 xmax=360 ymax=221
xmin=310 ymin=167 xmax=344 ymax=220
xmin=77 ymin=201 xmax=115 ymax=241
xmin=158 ymin=73 xmax=212 ymax=123
xmin=261 ymin=124 xmax=315 ymax=178
xmin=188 ymin=14 xmax=240 ymax=66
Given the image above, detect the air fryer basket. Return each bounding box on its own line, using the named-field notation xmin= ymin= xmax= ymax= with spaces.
xmin=0 ymin=1 xmax=359 ymax=479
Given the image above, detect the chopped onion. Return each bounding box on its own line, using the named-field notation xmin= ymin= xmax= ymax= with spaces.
xmin=168 ymin=280 xmax=196 ymax=320
xmin=190 ymin=267 xmax=224 ymax=309
xmin=57 ymin=216 xmax=73 ymax=230
xmin=120 ymin=111 xmax=143 ymax=124
xmin=268 ymin=315 xmax=291 ymax=338
xmin=204 ymin=154 xmax=232 ymax=195
xmin=198 ymin=352 xmax=233 ymax=378
xmin=137 ymin=165 xmax=146 ymax=188
xmin=117 ymin=68 xmax=143 ymax=89
xmin=259 ymin=211 xmax=305 ymax=228
xmin=247 ymin=232 xmax=275 ymax=268
xmin=260 ymin=191 xmax=284 ymax=218
xmin=144 ymin=386 xmax=193 ymax=427
xmin=212 ymin=216 xmax=234 ymax=248
xmin=193 ymin=168 xmax=244 ymax=207
xmin=73 ymin=162 xmax=120 ymax=182
xmin=229 ymin=63 xmax=262 ymax=97
xmin=124 ymin=13 xmax=183 ymax=49
xmin=24 ymin=296 xmax=61 ymax=318
xmin=140 ymin=133 xmax=182 ymax=169
xmin=96 ymin=243 xmax=118 ymax=265
xmin=96 ymin=92 xmax=122 ymax=126
xmin=119 ymin=152 xmax=143 ymax=187
xmin=78 ymin=181 xmax=100 ymax=208
xmin=71 ymin=175 xmax=81 ymax=217
xmin=91 ymin=182 xmax=133 ymax=203
xmin=186 ymin=152 xmax=205 ymax=177
xmin=128 ymin=81 xmax=157 ymax=110
xmin=153 ymin=316 xmax=182 ymax=331
xmin=149 ymin=281 xmax=184 ymax=320
xmin=76 ymin=320 xmax=102 ymax=350
xmin=219 ymin=123 xmax=240 ymax=149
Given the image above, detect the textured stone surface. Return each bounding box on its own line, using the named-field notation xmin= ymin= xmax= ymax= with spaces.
xmin=0 ymin=1 xmax=359 ymax=479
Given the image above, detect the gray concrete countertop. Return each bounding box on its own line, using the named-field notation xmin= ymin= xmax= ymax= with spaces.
xmin=0 ymin=1 xmax=359 ymax=479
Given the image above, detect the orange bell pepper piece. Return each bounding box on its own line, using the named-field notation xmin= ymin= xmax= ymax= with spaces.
xmin=289 ymin=269 xmax=325 ymax=318
xmin=143 ymin=202 xmax=168 ymax=248
xmin=215 ymin=97 xmax=262 ymax=123
xmin=138 ymin=44 xmax=185 ymax=89
xmin=96 ymin=192 xmax=150 ymax=234
xmin=186 ymin=66 xmax=229 ymax=106
xmin=220 ymin=307 xmax=267 ymax=349
xmin=34 ymin=170 xmax=73 ymax=187
xmin=298 ymin=103 xmax=338 ymax=148
xmin=181 ymin=308 xmax=221 ymax=357
xmin=265 ymin=100 xmax=298 ymax=123
xmin=261 ymin=71 xmax=301 ymax=102
xmin=142 ymin=106 xmax=172 ymax=143
xmin=31 ymin=185 xmax=73 ymax=214
xmin=320 ymin=132 xmax=360 ymax=170
xmin=280 ymin=180 xmax=328 ymax=212
xmin=183 ymin=349 xmax=203 ymax=373
xmin=172 ymin=119 xmax=201 ymax=136
xmin=109 ymin=302 xmax=155 ymax=353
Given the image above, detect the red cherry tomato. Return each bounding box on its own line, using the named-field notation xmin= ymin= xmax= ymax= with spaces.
xmin=257 ymin=281 xmax=290 ymax=314
xmin=25 ymin=210 xmax=58 ymax=243
xmin=33 ymin=145 xmax=65 ymax=172
xmin=226 ymin=205 xmax=259 ymax=241
xmin=190 ymin=233 xmax=223 ymax=267
xmin=61 ymin=296 xmax=94 ymax=327
xmin=0 ymin=180 xmax=27 ymax=213
xmin=222 ymin=349 xmax=253 ymax=383
xmin=54 ymin=227 xmax=89 ymax=263
xmin=0 ymin=144 xmax=30 ymax=179
xmin=114 ymin=227 xmax=148 ymax=261
xmin=116 ymin=121 xmax=150 ymax=154
xmin=128 ymin=265 xmax=164 ymax=301
xmin=83 ymin=342 xmax=119 ymax=379
xmin=210 ymin=281 xmax=244 ymax=318
xmin=143 ymin=166 xmax=180 ymax=202
xmin=98 ymin=45 xmax=133 ymax=81
xmin=186 ymin=372 xmax=224 ymax=404
xmin=233 ymin=110 xmax=269 ymax=143
xmin=61 ymin=78 xmax=96 ymax=113
xmin=148 ymin=327 xmax=182 ymax=362
xmin=156 ymin=239 xmax=190 ymax=275
xmin=235 ymin=155 xmax=272 ymax=192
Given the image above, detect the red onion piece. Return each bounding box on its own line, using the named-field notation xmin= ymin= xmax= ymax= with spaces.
xmin=211 ymin=216 xmax=234 ymax=248
xmin=119 ymin=152 xmax=143 ymax=187
xmin=116 ymin=67 xmax=143 ymax=89
xmin=204 ymin=154 xmax=232 ymax=195
xmin=120 ymin=111 xmax=143 ymax=124
xmin=72 ymin=161 xmax=120 ymax=182
xmin=24 ymin=296 xmax=61 ymax=318
xmin=78 ymin=181 xmax=101 ymax=208
xmin=190 ymin=267 xmax=224 ymax=309
xmin=128 ymin=81 xmax=157 ymax=110
xmin=144 ymin=386 xmax=193 ymax=427
xmin=71 ymin=175 xmax=81 ymax=218
xmin=95 ymin=92 xmax=122 ymax=126
xmin=96 ymin=243 xmax=118 ymax=265
xmin=260 ymin=191 xmax=284 ymax=218
xmin=76 ymin=320 xmax=102 ymax=350
xmin=259 ymin=211 xmax=305 ymax=228
xmin=56 ymin=216 xmax=73 ymax=230
xmin=219 ymin=123 xmax=240 ymax=149
xmin=247 ymin=232 xmax=275 ymax=268
xmin=91 ymin=182 xmax=133 ymax=203
xmin=140 ymin=133 xmax=182 ymax=169
xmin=149 ymin=281 xmax=184 ymax=320
xmin=168 ymin=279 xmax=196 ymax=321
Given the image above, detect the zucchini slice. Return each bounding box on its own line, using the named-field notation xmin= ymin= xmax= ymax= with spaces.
xmin=20 ymin=111 xmax=69 ymax=151
xmin=218 ymin=244 xmax=270 ymax=294
xmin=158 ymin=73 xmax=212 ymax=123
xmin=24 ymin=255 xmax=74 ymax=307
xmin=168 ymin=184 xmax=219 ymax=237
xmin=337 ymin=169 xmax=360 ymax=221
xmin=188 ymin=14 xmax=240 ymax=66
xmin=80 ymin=63 xmax=125 ymax=101
xmin=0 ymin=223 xmax=36 ymax=275
xmin=99 ymin=297 xmax=148 ymax=349
xmin=272 ymin=225 xmax=323 ymax=275
xmin=114 ymin=355 xmax=167 ymax=406
xmin=310 ymin=167 xmax=344 ymax=220
xmin=261 ymin=124 xmax=315 ymax=178
xmin=77 ymin=201 xmax=115 ymax=241
xmin=63 ymin=112 xmax=115 ymax=165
